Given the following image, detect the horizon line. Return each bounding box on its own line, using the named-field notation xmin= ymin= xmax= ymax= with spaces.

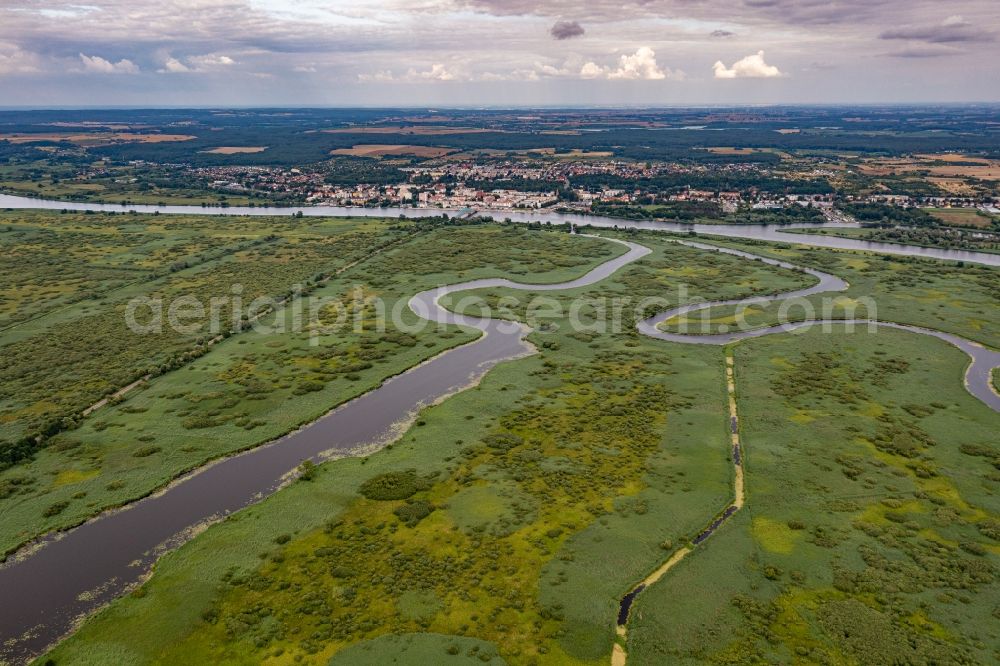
xmin=3 ymin=102 xmax=1000 ymax=112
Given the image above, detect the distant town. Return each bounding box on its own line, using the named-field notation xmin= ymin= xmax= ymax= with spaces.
xmin=160 ymin=159 xmax=1000 ymax=216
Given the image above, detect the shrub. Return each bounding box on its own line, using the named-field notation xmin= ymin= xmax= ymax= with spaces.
xmin=358 ymin=470 xmax=427 ymax=500
xmin=42 ymin=500 xmax=70 ymax=517
xmin=393 ymin=499 xmax=435 ymax=527
xmin=292 ymin=380 xmax=325 ymax=395
xmin=0 ymin=475 xmax=34 ymax=499
xmin=482 ymin=433 xmax=524 ymax=452
xmin=181 ymin=415 xmax=222 ymax=429
xmin=298 ymin=460 xmax=317 ymax=481
xmin=960 ymin=541 xmax=986 ymax=556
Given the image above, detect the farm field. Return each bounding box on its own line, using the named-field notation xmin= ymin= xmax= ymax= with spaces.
xmin=0 ymin=133 xmax=196 ymax=145
xmin=924 ymin=207 xmax=996 ymax=228
xmin=321 ymin=126 xmax=498 ymax=136
xmin=330 ymin=144 xmax=456 ymax=158
xmin=857 ymin=154 xmax=1000 ymax=178
xmin=202 ymin=147 xmax=269 ymax=155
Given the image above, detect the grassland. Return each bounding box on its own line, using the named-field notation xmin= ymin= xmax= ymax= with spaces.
xmin=0 ymin=133 xmax=196 ymax=146
xmin=661 ymin=236 xmax=1000 ymax=348
xmin=44 ymin=339 xmax=725 ymax=666
xmin=627 ymin=329 xmax=1000 ymax=664
xmin=40 ymin=230 xmax=818 ymax=665
xmin=22 ymin=225 xmax=1000 ymax=666
xmin=924 ymin=207 xmax=996 ymax=228
xmin=0 ymin=162 xmax=262 ymax=205
xmin=0 ymin=211 xmax=411 ymax=449
xmin=202 ymin=147 xmax=268 ymax=155
xmin=328 ymin=633 xmax=506 ymax=664
xmin=329 ymin=145 xmax=455 ymax=158
xmin=0 ymin=220 xmax=624 ymax=556
xmin=0 ymin=209 xmax=283 ymax=327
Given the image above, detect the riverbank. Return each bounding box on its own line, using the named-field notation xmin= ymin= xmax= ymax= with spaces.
xmin=3 ymin=192 xmax=1000 ymax=267
xmin=783 ymin=225 xmax=1000 ymax=256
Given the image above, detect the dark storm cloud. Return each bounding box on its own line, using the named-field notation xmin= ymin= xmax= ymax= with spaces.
xmin=2 ymin=0 xmax=999 ymax=105
xmin=550 ymin=20 xmax=584 ymax=40
xmin=880 ymin=18 xmax=995 ymax=43
xmin=461 ymin=0 xmax=999 ymax=33
xmin=881 ymin=46 xmax=962 ymax=57
xmin=461 ymin=0 xmax=897 ymax=26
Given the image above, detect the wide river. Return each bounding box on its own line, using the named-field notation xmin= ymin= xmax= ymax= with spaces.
xmin=0 ymin=194 xmax=998 ymax=664
xmin=3 ymin=193 xmax=1000 ymax=267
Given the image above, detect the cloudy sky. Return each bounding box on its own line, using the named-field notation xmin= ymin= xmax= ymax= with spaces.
xmin=1 ymin=0 xmax=998 ymax=107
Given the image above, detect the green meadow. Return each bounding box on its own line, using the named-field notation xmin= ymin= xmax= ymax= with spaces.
xmin=0 ymin=162 xmax=262 ymax=206
xmin=17 ymin=224 xmax=1000 ymax=666
xmin=41 ymin=229 xmax=813 ymax=665
xmin=627 ymin=328 xmax=999 ymax=664
xmin=0 ymin=218 xmax=622 ymax=555
xmin=0 ymin=210 xmax=409 ymax=447
xmin=661 ymin=236 xmax=1000 ymax=348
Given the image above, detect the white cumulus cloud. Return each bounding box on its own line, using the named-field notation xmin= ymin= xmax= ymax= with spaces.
xmin=579 ymin=61 xmax=606 ymax=79
xmin=357 ymin=69 xmax=395 ymax=82
xmin=158 ymin=56 xmax=190 ymax=73
xmin=78 ymin=53 xmax=138 ymax=74
xmin=187 ymin=54 xmax=235 ymax=68
xmin=713 ymin=50 xmax=783 ymax=78
xmin=410 ymin=63 xmax=455 ymax=81
xmin=0 ymin=43 xmax=41 ymax=75
xmin=580 ymin=47 xmax=681 ymax=80
xmin=359 ymin=64 xmax=457 ymax=82
xmin=158 ymin=54 xmax=235 ymax=73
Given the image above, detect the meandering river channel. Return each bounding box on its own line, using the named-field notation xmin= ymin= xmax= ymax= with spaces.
xmin=0 ymin=194 xmax=998 ymax=664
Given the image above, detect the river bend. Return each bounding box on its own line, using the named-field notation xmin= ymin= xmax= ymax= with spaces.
xmin=0 ymin=195 xmax=998 ymax=663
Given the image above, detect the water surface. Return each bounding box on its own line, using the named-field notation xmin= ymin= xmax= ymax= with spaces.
xmin=3 ymin=193 xmax=999 ymax=267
